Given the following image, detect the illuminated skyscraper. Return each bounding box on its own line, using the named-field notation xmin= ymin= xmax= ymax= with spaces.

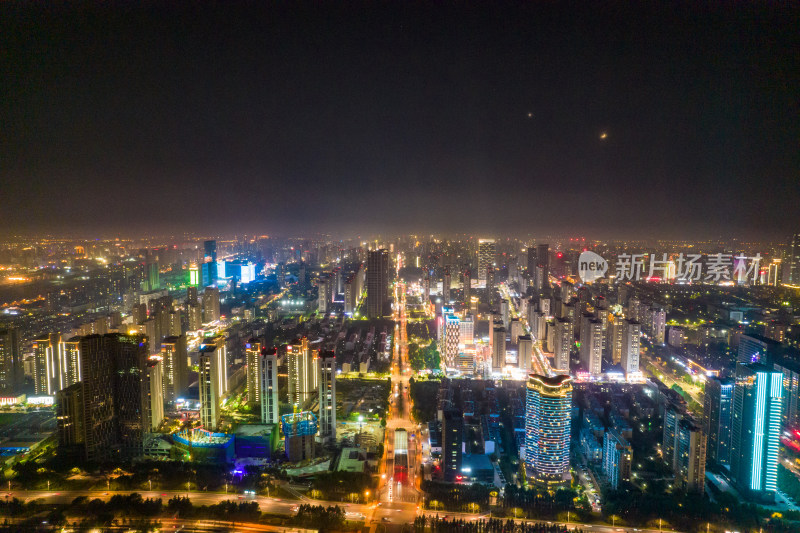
xmin=525 ymin=374 xmax=572 ymax=492
xmin=198 ymin=347 xmax=221 ymax=430
xmin=188 ymin=262 xmax=200 ymax=286
xmin=704 ymin=377 xmax=734 ymax=467
xmin=443 ymin=267 xmax=451 ymax=302
xmin=318 ymin=353 xmax=336 ymax=442
xmin=730 ymin=363 xmax=783 ymax=501
xmin=442 ymin=314 xmax=460 ymax=368
xmin=366 ymin=249 xmax=390 ymax=318
xmin=442 ymin=410 xmax=463 ymax=482
xmin=34 ymin=334 xmax=81 ymax=395
xmin=258 ymin=347 xmax=279 ymax=424
xmin=287 ymin=338 xmax=314 ymax=407
xmin=603 ymin=428 xmax=632 ymax=489
xmin=674 ymin=418 xmax=706 ymax=493
xmin=535 ymin=243 xmax=550 ymax=290
xmin=161 ymin=335 xmax=188 ymax=404
xmin=462 ymin=269 xmax=471 ymax=304
xmin=246 ymin=340 xmax=263 ymax=409
xmin=738 ymin=334 xmax=780 ymax=365
xmin=144 ymin=356 xmax=164 ymax=431
xmin=477 ymin=239 xmax=496 ymax=282
xmin=789 ymin=233 xmax=800 ymax=285
xmin=518 ymin=335 xmax=532 ymax=371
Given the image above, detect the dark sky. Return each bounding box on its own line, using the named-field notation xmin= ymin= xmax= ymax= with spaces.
xmin=2 ymin=2 xmax=799 ymax=239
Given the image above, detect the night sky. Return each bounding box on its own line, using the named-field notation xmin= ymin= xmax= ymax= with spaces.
xmin=2 ymin=2 xmax=799 ymax=238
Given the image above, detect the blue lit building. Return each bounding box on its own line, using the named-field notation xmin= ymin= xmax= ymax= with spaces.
xmin=281 ymin=411 xmax=318 ymax=462
xmin=730 ymin=363 xmax=783 ymax=502
xmin=525 ymin=374 xmax=572 ymax=492
xmin=602 ymin=428 xmax=631 ymax=489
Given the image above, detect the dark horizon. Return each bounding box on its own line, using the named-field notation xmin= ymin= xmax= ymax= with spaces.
xmin=2 ymin=3 xmax=799 ymax=239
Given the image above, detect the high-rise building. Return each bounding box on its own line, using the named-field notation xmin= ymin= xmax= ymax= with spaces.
xmin=662 ymin=403 xmax=682 ymax=468
xmin=442 ymin=409 xmax=463 ymax=482
xmin=525 ymin=374 xmax=572 ymax=492
xmin=704 ymin=377 xmax=734 ymax=467
xmin=579 ymin=318 xmax=603 ymax=376
xmin=318 ymin=275 xmax=331 ymax=314
xmin=603 ymin=428 xmax=632 ymax=489
xmin=246 ymin=340 xmax=263 ymax=409
xmin=730 ymin=363 xmax=783 ymax=501
xmin=773 ymin=357 xmax=800 ymax=429
xmin=366 ymin=249 xmax=390 ymax=318
xmin=477 ymin=239 xmax=496 ymax=283
xmin=260 ymin=347 xmax=280 ymax=424
xmin=187 ymin=303 xmax=202 ymax=331
xmin=620 ymin=320 xmax=641 ymax=376
xmin=442 ymin=314 xmax=460 ymax=368
xmin=462 ymin=269 xmax=471 ymax=304
xmin=318 ymin=353 xmax=336 ymax=442
xmin=188 ymin=262 xmax=200 ymax=287
xmin=202 ymin=287 xmax=221 ymax=323
xmin=56 ymin=334 xmax=150 ymax=462
xmin=287 ymin=338 xmax=314 ymax=407
xmin=161 ymin=335 xmax=188 ymax=404
xmin=674 ymin=418 xmax=706 ymax=493
xmin=553 ymin=318 xmax=572 ymax=372
xmin=198 ymin=348 xmax=221 ymax=430
xmin=443 ymin=267 xmax=451 ymax=303
xmin=0 ymin=328 xmax=21 ymax=393
xmin=492 ymin=327 xmax=506 ymax=371
xmin=459 ymin=314 xmax=474 ymax=345
xmin=738 ymin=334 xmax=781 ymax=365
xmin=518 ymin=335 xmax=533 ymax=371
xmin=144 ymin=356 xmax=164 ymax=431
xmin=535 ymin=243 xmax=549 ymax=290
xmin=788 ymin=233 xmax=800 ymax=285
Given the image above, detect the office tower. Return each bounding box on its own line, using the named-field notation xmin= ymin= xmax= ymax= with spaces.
xmin=553 ymin=318 xmax=572 ymax=372
xmin=620 ymin=320 xmax=641 ymax=376
xmin=204 ymin=239 xmax=217 ymax=262
xmin=443 ymin=267 xmax=451 ymax=302
xmin=675 ymin=418 xmax=706 ymax=493
xmin=198 ymin=348 xmax=220 ymax=430
xmin=132 ymin=303 xmax=148 ymax=325
xmin=56 ymin=334 xmax=150 ymax=462
xmin=525 ymin=374 xmax=572 ymax=492
xmin=144 ymin=256 xmax=160 ymax=292
xmin=738 ymin=334 xmax=781 ymax=365
xmin=579 ymin=318 xmax=603 ymax=376
xmin=33 ymin=333 xmax=62 ymax=395
xmin=704 ymin=377 xmax=734 ymax=467
xmin=773 ymin=357 xmax=800 ymax=428
xmin=443 ymin=314 xmax=460 ymax=368
xmin=442 ymin=409 xmax=463 ymax=482
xmin=288 ymin=338 xmax=313 ymax=407
xmin=535 ymin=244 xmax=549 ymax=290
xmin=144 ymin=356 xmax=164 ymax=431
xmin=318 ymin=275 xmax=330 ymax=314
xmin=366 ymin=249 xmax=390 ymax=318
xmin=492 ymin=327 xmax=506 ymax=371
xmin=168 ymin=310 xmax=181 ymax=336
xmin=318 ymin=353 xmax=336 ymax=442
xmin=161 ymin=336 xmax=188 ymax=404
xmin=260 ymin=347 xmax=279 ymax=424
xmin=282 ymin=412 xmax=317 ymax=462
xmin=789 ymin=233 xmax=800 ymax=285
xmin=518 ymin=335 xmax=533 ymax=371
xmin=730 ymin=364 xmax=783 ymax=501
xmin=0 ymin=328 xmax=21 ymax=393
xmin=526 ymin=246 xmax=536 ymax=279
xmin=202 ymin=286 xmax=221 ymax=323
xmin=460 ymin=314 xmax=474 ymax=345
xmin=477 ymin=239 xmax=496 ymax=282
xmin=462 ymin=270 xmax=471 ymax=304
xmin=603 ymin=428 xmax=632 ymax=489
